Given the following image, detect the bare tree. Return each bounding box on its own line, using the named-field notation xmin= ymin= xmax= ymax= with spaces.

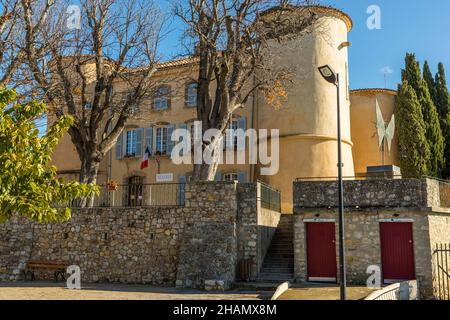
xmin=24 ymin=0 xmax=164 ymax=189
xmin=0 ymin=0 xmax=56 ymax=89
xmin=174 ymin=0 xmax=318 ymax=181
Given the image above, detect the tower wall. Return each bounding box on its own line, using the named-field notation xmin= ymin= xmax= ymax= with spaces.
xmin=256 ymin=7 xmax=355 ymax=212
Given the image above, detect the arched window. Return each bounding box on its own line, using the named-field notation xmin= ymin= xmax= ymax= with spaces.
xmin=153 ymin=85 xmax=171 ymax=110
xmin=185 ymin=82 xmax=198 ymax=107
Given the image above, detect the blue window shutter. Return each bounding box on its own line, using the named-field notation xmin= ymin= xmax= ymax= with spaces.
xmin=238 ymin=117 xmax=247 ymax=130
xmin=237 ymin=172 xmax=247 ymax=183
xmin=215 ymin=172 xmax=222 ymax=181
xmin=145 ymin=127 xmax=153 ymax=155
xmin=178 ymin=175 xmax=186 ymax=206
xmin=135 ymin=128 xmax=144 ymax=157
xmin=167 ymin=124 xmax=176 ymax=157
xmin=115 ymin=132 xmax=123 ymax=160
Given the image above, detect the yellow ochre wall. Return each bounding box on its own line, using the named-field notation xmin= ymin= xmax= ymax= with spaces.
xmin=350 ymin=89 xmax=399 ymax=175
xmin=48 ymin=6 xmax=400 ymax=214
xmin=256 ymin=7 xmax=355 ymax=212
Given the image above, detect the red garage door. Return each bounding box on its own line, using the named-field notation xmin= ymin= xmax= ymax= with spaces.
xmin=306 ymin=222 xmax=337 ymax=282
xmin=380 ymin=222 xmax=415 ymax=283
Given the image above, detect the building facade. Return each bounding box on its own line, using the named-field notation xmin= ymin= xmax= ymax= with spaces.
xmin=50 ymin=6 xmax=399 ymax=213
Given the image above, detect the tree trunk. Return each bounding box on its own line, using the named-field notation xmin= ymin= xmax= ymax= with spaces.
xmin=193 ymin=162 xmax=219 ymax=181
xmin=192 ymin=138 xmax=221 ymax=181
xmin=79 ymin=155 xmax=100 ymax=207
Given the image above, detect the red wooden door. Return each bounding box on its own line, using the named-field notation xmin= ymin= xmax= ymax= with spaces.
xmin=306 ymin=222 xmax=337 ymax=282
xmin=380 ymin=222 xmax=415 ymax=283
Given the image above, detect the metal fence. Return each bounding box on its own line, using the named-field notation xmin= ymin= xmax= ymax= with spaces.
xmin=365 ymin=280 xmax=419 ymax=300
xmin=433 ymin=243 xmax=450 ymax=300
xmin=295 ymin=174 xmax=404 ymax=182
xmin=259 ymin=181 xmax=281 ymax=212
xmin=70 ymin=183 xmax=186 ymax=208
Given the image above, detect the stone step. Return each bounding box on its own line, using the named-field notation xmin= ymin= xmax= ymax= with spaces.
xmin=234 ymin=282 xmax=281 ymax=291
xmin=266 ymin=250 xmax=293 ymax=255
xmin=268 ymin=245 xmax=293 ymax=249
xmin=260 ymin=267 xmax=294 ymax=274
xmin=264 ymin=253 xmax=294 ymax=259
xmin=256 ymin=275 xmax=294 ymax=282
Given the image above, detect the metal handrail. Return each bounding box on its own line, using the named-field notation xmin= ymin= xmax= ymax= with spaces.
xmin=295 ymin=175 xmax=405 ymax=182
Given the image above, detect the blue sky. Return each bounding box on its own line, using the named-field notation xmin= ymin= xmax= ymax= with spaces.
xmin=156 ymin=0 xmax=450 ymax=90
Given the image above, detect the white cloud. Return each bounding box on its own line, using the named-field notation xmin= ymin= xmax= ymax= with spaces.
xmin=380 ymin=66 xmax=393 ymax=74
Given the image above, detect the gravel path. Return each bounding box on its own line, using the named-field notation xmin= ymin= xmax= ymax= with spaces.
xmin=0 ymin=282 xmax=272 ymax=300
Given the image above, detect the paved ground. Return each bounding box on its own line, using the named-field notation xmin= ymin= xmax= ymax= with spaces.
xmin=277 ymin=283 xmax=375 ymax=300
xmin=0 ymin=282 xmax=272 ymax=300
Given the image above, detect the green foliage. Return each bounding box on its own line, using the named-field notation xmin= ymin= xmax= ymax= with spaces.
xmin=434 ymin=63 xmax=450 ymax=178
xmin=401 ymin=53 xmax=445 ymax=177
xmin=435 ymin=63 xmax=450 ymax=118
xmin=423 ymin=61 xmax=437 ymax=104
xmin=0 ymin=87 xmax=98 ymax=223
xmin=395 ymin=82 xmax=431 ymax=178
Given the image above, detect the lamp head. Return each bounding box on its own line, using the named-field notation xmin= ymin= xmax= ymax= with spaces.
xmin=318 ymin=65 xmax=337 ymax=84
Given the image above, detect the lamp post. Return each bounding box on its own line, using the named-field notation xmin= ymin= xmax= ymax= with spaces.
xmin=318 ymin=64 xmax=347 ymax=300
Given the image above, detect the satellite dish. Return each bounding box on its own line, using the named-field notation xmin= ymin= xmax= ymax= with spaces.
xmin=375 ymin=98 xmax=395 ymax=163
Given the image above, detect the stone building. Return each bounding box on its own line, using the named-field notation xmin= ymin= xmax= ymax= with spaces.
xmin=49 ymin=5 xmax=400 ymax=213
xmin=293 ymin=178 xmax=450 ymax=299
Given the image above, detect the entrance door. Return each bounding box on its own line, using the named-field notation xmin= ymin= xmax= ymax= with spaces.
xmin=380 ymin=222 xmax=415 ymax=283
xmin=306 ymin=222 xmax=337 ymax=282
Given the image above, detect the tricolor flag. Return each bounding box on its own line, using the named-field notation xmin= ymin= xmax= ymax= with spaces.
xmin=140 ymin=146 xmax=151 ymax=170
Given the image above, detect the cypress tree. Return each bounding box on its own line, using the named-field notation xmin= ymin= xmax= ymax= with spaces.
xmin=435 ymin=63 xmax=450 ymax=178
xmin=435 ymin=63 xmax=450 ymax=118
xmin=395 ymin=81 xmax=430 ymax=178
xmin=401 ymin=53 xmax=445 ymax=177
xmin=423 ymin=61 xmax=437 ymax=104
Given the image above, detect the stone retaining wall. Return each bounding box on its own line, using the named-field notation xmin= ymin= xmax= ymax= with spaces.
xmin=0 ymin=182 xmax=239 ymax=289
xmin=294 ymin=178 xmax=441 ymax=209
xmin=0 ymin=181 xmax=281 ymax=290
xmin=236 ymin=183 xmax=281 ymax=281
xmin=293 ymin=178 xmax=450 ymax=299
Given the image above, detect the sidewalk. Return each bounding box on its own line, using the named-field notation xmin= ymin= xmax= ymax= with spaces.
xmin=0 ymin=282 xmax=272 ymax=300
xmin=277 ymin=283 xmax=375 ymax=300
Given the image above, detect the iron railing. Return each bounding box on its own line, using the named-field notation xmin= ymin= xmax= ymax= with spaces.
xmin=433 ymin=243 xmax=450 ymax=300
xmin=70 ymin=183 xmax=186 ymax=208
xmin=259 ymin=181 xmax=281 ymax=212
xmin=365 ymin=281 xmax=418 ymax=300
xmin=295 ymin=174 xmax=404 ymax=182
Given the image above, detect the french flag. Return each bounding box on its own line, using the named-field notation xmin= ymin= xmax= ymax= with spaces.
xmin=140 ymin=146 xmax=151 ymax=170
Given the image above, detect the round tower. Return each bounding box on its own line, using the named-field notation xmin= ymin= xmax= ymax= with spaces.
xmin=255 ymin=6 xmax=355 ymax=213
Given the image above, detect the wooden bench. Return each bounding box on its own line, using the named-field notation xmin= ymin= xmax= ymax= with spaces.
xmin=22 ymin=260 xmax=69 ymax=282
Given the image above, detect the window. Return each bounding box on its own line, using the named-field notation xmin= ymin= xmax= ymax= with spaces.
xmin=84 ymin=102 xmax=92 ymax=110
xmin=126 ymin=129 xmax=137 ymax=156
xmin=223 ymin=173 xmax=238 ymax=182
xmin=156 ymin=127 xmax=168 ymax=155
xmin=153 ymin=86 xmax=170 ymax=110
xmin=127 ymin=176 xmax=143 ymax=207
xmin=225 ymin=120 xmax=239 ymax=149
xmin=186 ymin=83 xmax=198 ymax=107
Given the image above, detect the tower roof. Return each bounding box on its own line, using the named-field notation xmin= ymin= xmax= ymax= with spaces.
xmin=260 ymin=5 xmax=353 ymax=32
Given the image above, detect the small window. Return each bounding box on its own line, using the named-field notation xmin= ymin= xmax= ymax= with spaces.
xmin=153 ymin=86 xmax=170 ymax=110
xmin=223 ymin=173 xmax=238 ymax=182
xmin=225 ymin=120 xmax=239 ymax=149
xmin=185 ymin=82 xmax=198 ymax=107
xmin=126 ymin=129 xmax=137 ymax=157
xmin=156 ymin=126 xmax=169 ymax=155
xmin=84 ymin=102 xmax=92 ymax=110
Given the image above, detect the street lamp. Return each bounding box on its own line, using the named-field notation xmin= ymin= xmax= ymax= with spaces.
xmin=318 ymin=64 xmax=347 ymax=301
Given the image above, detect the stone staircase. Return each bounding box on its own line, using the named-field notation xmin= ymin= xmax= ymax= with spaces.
xmin=255 ymin=215 xmax=294 ymax=283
